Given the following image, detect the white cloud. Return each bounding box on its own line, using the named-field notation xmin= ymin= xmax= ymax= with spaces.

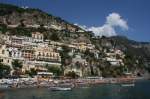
xmin=106 ymin=13 xmax=128 ymax=30
xmin=88 ymin=24 xmax=116 ymax=36
xmin=75 ymin=12 xmax=129 ymax=37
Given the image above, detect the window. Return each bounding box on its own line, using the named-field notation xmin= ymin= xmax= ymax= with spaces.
xmin=41 ymin=36 xmax=43 ymax=40
xmin=14 ymin=52 xmax=16 ymax=55
xmin=2 ymin=50 xmax=5 ymax=54
xmin=0 ymin=59 xmax=3 ymax=62
xmin=39 ymin=52 xmax=41 ymax=56
xmin=46 ymin=53 xmax=49 ymax=57
xmin=38 ymin=35 xmax=41 ymax=39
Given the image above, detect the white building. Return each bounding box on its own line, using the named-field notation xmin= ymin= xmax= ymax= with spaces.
xmin=0 ymin=45 xmax=12 ymax=67
xmin=8 ymin=47 xmax=23 ymax=59
xmin=32 ymin=32 xmax=44 ymax=43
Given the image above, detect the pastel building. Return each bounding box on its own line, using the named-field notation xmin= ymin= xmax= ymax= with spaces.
xmin=34 ymin=46 xmax=61 ymax=62
xmin=32 ymin=32 xmax=44 ymax=42
xmin=22 ymin=46 xmax=35 ymax=61
xmin=0 ymin=45 xmax=12 ymax=67
xmin=72 ymin=42 xmax=95 ymax=51
xmin=8 ymin=48 xmax=22 ymax=59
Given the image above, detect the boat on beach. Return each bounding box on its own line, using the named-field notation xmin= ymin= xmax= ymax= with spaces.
xmin=121 ymin=80 xmax=135 ymax=87
xmin=121 ymin=83 xmax=135 ymax=87
xmin=48 ymin=87 xmax=72 ymax=91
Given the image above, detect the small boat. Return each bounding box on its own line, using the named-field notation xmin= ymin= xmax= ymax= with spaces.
xmin=121 ymin=83 xmax=135 ymax=87
xmin=49 ymin=87 xmax=72 ymax=91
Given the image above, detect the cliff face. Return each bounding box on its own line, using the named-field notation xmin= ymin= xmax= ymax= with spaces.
xmin=0 ymin=3 xmax=83 ymax=32
xmin=93 ymin=36 xmax=150 ymax=67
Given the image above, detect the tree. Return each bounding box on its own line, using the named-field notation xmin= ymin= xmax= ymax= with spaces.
xmin=12 ymin=59 xmax=23 ymax=76
xmin=0 ymin=24 xmax=8 ymax=34
xmin=25 ymin=68 xmax=37 ymax=77
xmin=12 ymin=59 xmax=23 ymax=70
xmin=50 ymin=33 xmax=60 ymax=41
xmin=46 ymin=65 xmax=62 ymax=76
xmin=59 ymin=45 xmax=72 ymax=66
xmin=0 ymin=62 xmax=11 ymax=78
xmin=65 ymin=71 xmax=79 ymax=79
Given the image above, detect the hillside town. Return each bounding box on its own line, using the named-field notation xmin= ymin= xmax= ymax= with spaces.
xmin=0 ymin=3 xmax=149 ymax=89
xmin=0 ymin=28 xmax=129 ymax=77
xmin=0 ymin=30 xmax=139 ymax=89
xmin=0 ymin=30 xmax=127 ymax=77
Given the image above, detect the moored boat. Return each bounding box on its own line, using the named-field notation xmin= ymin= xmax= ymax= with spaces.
xmin=121 ymin=83 xmax=135 ymax=87
xmin=49 ymin=87 xmax=72 ymax=91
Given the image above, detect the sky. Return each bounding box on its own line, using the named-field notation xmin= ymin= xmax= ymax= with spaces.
xmin=0 ymin=0 xmax=150 ymax=42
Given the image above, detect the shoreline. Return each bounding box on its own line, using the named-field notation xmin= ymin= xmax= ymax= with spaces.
xmin=0 ymin=77 xmax=148 ymax=90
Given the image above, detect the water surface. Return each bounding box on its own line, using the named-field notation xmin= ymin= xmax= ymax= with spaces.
xmin=0 ymin=80 xmax=150 ymax=99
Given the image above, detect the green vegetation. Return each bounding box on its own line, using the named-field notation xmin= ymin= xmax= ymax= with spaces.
xmin=9 ymin=27 xmax=32 ymax=37
xmin=12 ymin=59 xmax=23 ymax=76
xmin=0 ymin=3 xmax=25 ymax=15
xmin=100 ymin=65 xmax=124 ymax=77
xmin=25 ymin=68 xmax=37 ymax=77
xmin=46 ymin=65 xmax=62 ymax=76
xmin=12 ymin=59 xmax=23 ymax=70
xmin=0 ymin=3 xmax=150 ymax=78
xmin=65 ymin=71 xmax=79 ymax=79
xmin=0 ymin=24 xmax=7 ymax=34
xmin=147 ymin=67 xmax=150 ymax=73
xmin=0 ymin=62 xmax=11 ymax=78
xmin=84 ymin=49 xmax=99 ymax=76
xmin=0 ymin=24 xmax=33 ymax=37
xmin=50 ymin=33 xmax=60 ymax=41
xmin=59 ymin=45 xmax=72 ymax=66
xmin=0 ymin=3 xmax=44 ymax=15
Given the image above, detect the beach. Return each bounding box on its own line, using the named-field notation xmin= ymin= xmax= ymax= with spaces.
xmin=0 ymin=77 xmax=145 ymax=89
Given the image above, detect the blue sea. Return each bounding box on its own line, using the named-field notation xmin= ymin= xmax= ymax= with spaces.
xmin=0 ymin=80 xmax=150 ymax=99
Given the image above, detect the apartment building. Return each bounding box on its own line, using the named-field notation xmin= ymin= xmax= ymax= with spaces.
xmin=32 ymin=32 xmax=44 ymax=42
xmin=34 ymin=46 xmax=61 ymax=62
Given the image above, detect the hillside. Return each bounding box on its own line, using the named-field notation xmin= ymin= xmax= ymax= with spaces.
xmin=0 ymin=3 xmax=150 ymax=77
xmin=0 ymin=3 xmax=81 ymax=31
xmin=0 ymin=3 xmax=92 ymax=44
xmin=92 ymin=36 xmax=150 ymax=70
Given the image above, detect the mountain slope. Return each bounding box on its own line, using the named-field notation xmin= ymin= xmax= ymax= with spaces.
xmin=0 ymin=3 xmax=150 ymax=76
xmin=0 ymin=3 xmax=94 ymax=44
xmin=0 ymin=3 xmax=82 ymax=32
